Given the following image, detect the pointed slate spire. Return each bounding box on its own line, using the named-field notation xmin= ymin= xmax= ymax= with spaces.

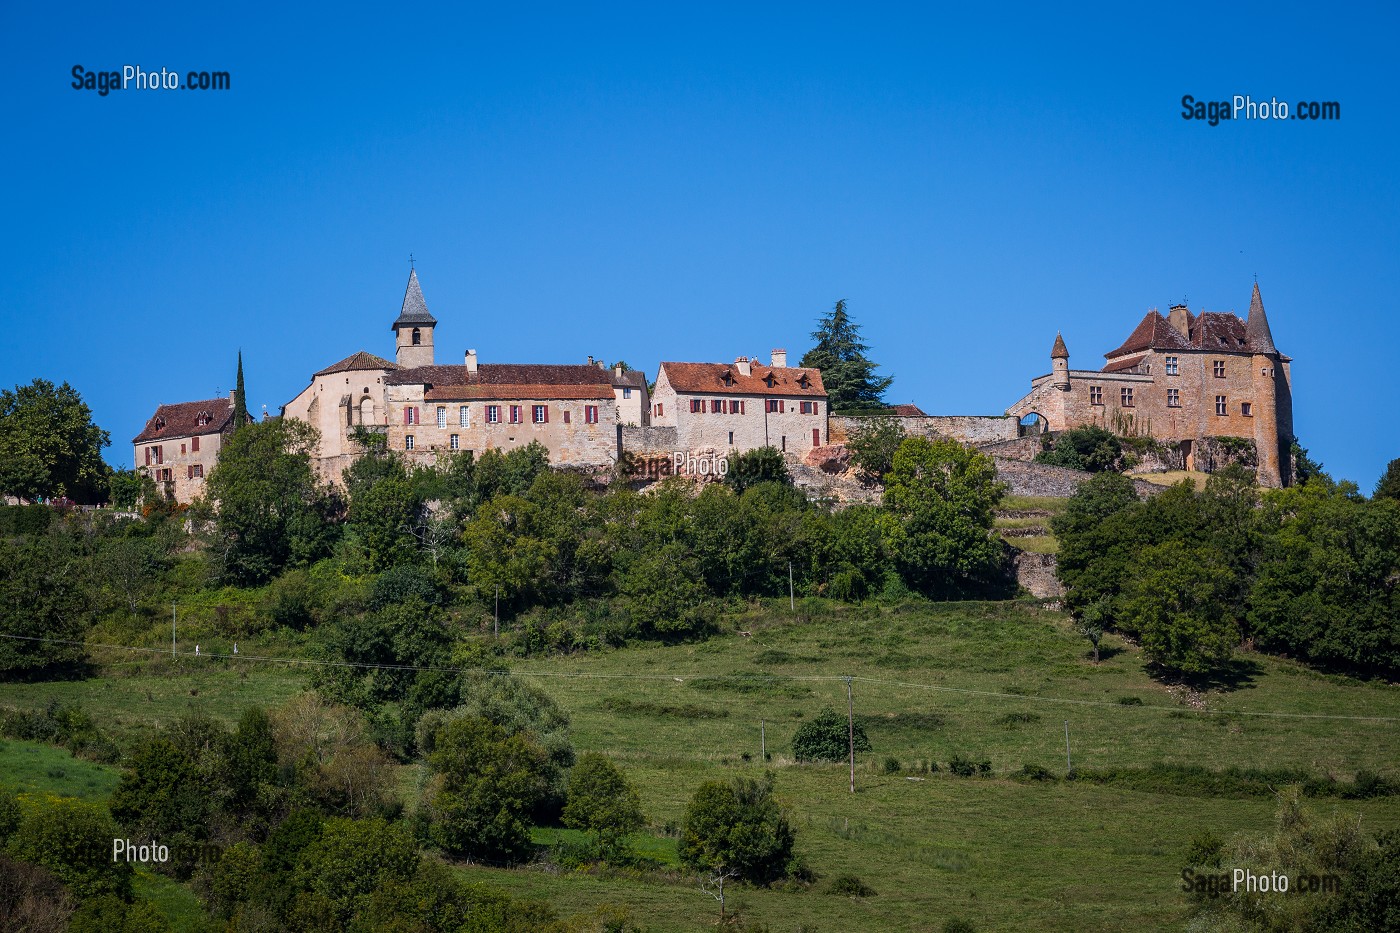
xmin=1050 ymin=332 xmax=1070 ymax=359
xmin=1245 ymin=282 xmax=1277 ymax=354
xmin=392 ymin=268 xmax=437 ymax=329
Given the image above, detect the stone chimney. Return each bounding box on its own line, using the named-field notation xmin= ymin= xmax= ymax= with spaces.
xmin=597 ymin=359 xmax=606 ymax=370
xmin=614 ymin=363 xmax=624 ymax=378
xmin=587 ymin=356 xmax=595 ymax=366
xmin=1168 ymin=303 xmax=1190 ymax=339
xmin=465 ymin=349 xmax=478 ymax=373
xmin=770 ymin=348 xmax=787 ymax=368
xmin=735 ymin=356 xmax=752 ymax=377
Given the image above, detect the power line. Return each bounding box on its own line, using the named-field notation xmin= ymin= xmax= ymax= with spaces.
xmin=1 ymin=633 xmax=1396 ymax=723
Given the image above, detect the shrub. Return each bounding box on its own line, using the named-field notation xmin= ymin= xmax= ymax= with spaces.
xmin=791 ymin=708 xmax=871 ymax=763
xmin=1185 ymin=830 xmax=1223 ymax=868
xmin=947 ymin=753 xmax=990 ymax=777
xmin=881 ymin=756 xmax=902 ymax=775
xmin=369 ymin=563 xmax=441 ymax=610
xmin=826 ymin=874 xmax=876 ymax=897
xmin=678 ymin=773 xmax=796 ymax=886
xmin=9 ymin=796 xmax=133 ymax=900
xmin=1018 ymin=763 xmax=1055 ymax=782
xmin=991 ymin=711 xmax=1041 ymax=727
xmin=562 ymin=754 xmax=645 ymax=864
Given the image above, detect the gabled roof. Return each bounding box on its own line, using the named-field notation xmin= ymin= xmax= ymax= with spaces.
xmin=425 ymin=384 xmax=613 ymax=401
xmin=387 ymin=362 xmax=617 ymax=388
xmin=1104 ymin=287 xmax=1282 ymax=360
xmin=392 ymin=269 xmax=436 ymax=329
xmin=611 ymin=369 xmax=646 ymax=389
xmin=132 ymin=397 xmax=233 ymax=444
xmin=659 ymin=361 xmax=826 ymax=397
xmin=1102 ymin=353 xmax=1147 ymax=373
xmin=889 ymin=403 xmax=928 ymax=417
xmin=314 ymin=350 xmax=398 ymax=377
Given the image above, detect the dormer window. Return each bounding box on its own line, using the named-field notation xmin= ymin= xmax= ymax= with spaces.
xmin=153 ymin=416 xmax=166 ymax=431
xmin=195 ymin=410 xmax=211 ymax=427
xmin=721 ymin=371 xmax=734 ymax=387
xmin=764 ymin=374 xmax=776 ymax=388
xmin=797 ymin=374 xmax=810 ymax=389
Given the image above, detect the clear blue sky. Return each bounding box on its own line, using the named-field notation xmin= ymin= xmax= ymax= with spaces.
xmin=3 ymin=3 xmax=1397 ymax=488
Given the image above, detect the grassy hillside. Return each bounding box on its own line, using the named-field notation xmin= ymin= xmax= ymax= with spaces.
xmin=3 ymin=599 xmax=1396 ymax=931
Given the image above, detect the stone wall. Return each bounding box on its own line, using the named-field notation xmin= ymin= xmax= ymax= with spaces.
xmin=620 ymin=424 xmax=679 ymax=457
xmin=975 ymin=435 xmax=1042 ymax=462
xmin=830 ymin=414 xmax=1018 ymax=446
xmin=993 ymin=458 xmax=1161 ymax=499
xmin=1013 ymin=551 xmax=1064 ymax=599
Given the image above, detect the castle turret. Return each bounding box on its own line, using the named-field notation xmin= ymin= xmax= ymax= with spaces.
xmin=392 ymin=269 xmax=437 ymax=368
xmin=1050 ymin=332 xmax=1070 ymax=389
xmin=1247 ymin=283 xmax=1282 ymax=487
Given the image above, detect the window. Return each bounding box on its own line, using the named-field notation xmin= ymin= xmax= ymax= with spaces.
xmin=563 ymin=410 xmax=571 ymax=424
xmin=509 ymin=406 xmax=522 ymax=424
xmin=160 ymin=468 xmax=172 ymax=482
xmin=654 ymin=403 xmax=663 ymax=417
xmin=437 ymin=407 xmax=447 ymax=428
xmin=766 ymin=399 xmax=782 ymax=413
xmin=1120 ymin=387 xmax=1134 ymax=407
xmin=781 ymin=435 xmax=786 ymax=451
xmin=192 ymin=464 xmax=203 ymax=479
xmin=733 ymin=400 xmax=745 ymax=414
xmin=403 ymin=407 xmax=420 ymax=425
xmin=1089 ymin=386 xmax=1103 ymax=406
xmin=623 ymin=387 xmax=632 ymax=398
xmin=711 ymin=399 xmax=725 ymax=413
xmin=533 ymin=405 xmax=549 ymax=424
xmin=800 ymin=401 xmax=818 ymax=414
xmin=1215 ymin=396 xmax=1227 ymax=416
xmin=459 ymin=406 xmax=469 ymax=427
xmin=1165 ymin=356 xmax=1179 ymax=375
xmin=411 ymin=327 xmax=421 ymax=346
xmin=1241 ymin=402 xmax=1253 ymax=417
xmin=405 ymin=435 xmax=415 ymax=450
xmin=764 ymin=374 xmax=776 ymax=388
xmin=191 ymin=436 xmax=200 ymax=452
xmin=1167 ymin=388 xmax=1180 ymax=407
xmin=180 ymin=443 xmax=187 ymax=455
xmin=728 ymin=431 xmax=734 ymax=445
xmin=585 ymin=405 xmax=599 ymax=424
xmin=450 ymin=434 xmax=460 ymax=450
xmin=690 ymin=399 xmax=704 ymax=413
xmin=155 ymin=446 xmax=163 ymax=464
xmin=486 ymin=405 xmax=501 ymax=424
xmin=1213 ymin=360 xmax=1226 ymax=378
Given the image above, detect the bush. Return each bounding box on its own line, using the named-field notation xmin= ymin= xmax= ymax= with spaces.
xmin=791 ymin=708 xmax=871 ymax=763
xmin=562 ymin=754 xmax=645 ymax=864
xmin=369 ymin=563 xmax=441 ymax=610
xmin=1018 ymin=763 xmax=1055 ymax=782
xmin=9 ymin=796 xmax=133 ymax=900
xmin=1033 ymin=426 xmax=1122 ymax=473
xmin=1185 ymin=830 xmax=1223 ymax=868
xmin=947 ymin=753 xmax=990 ymax=777
xmin=881 ymin=756 xmax=902 ymax=775
xmin=943 ymin=920 xmax=977 ymax=933
xmin=826 ymin=874 xmax=876 ymax=897
xmin=678 ymin=773 xmax=796 ymax=886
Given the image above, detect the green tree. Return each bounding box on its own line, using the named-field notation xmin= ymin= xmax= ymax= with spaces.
xmin=462 ymin=494 xmax=556 ymax=611
xmin=0 ymin=379 xmax=111 ymax=503
xmin=1120 ymin=540 xmax=1239 ymax=677
xmin=791 ymin=707 xmax=870 ymax=763
xmin=723 ymin=446 xmax=791 ymax=494
xmin=203 ymin=417 xmax=336 ymax=585
xmin=562 ymin=754 xmax=645 ymax=863
xmin=346 ymin=456 xmax=419 ymax=571
xmin=293 ymin=817 xmax=419 ymax=926
xmin=845 ymin=414 xmax=906 ymax=481
xmin=108 ymin=468 xmax=154 ymax=510
xmin=881 ymin=436 xmax=1006 ymax=596
xmin=1374 ymin=457 xmax=1400 ymax=501
xmin=678 ymin=773 xmax=796 ymax=888
xmin=231 ymin=351 xmax=248 ymax=432
xmin=421 ymin=716 xmax=552 ymax=864
xmin=800 ymin=299 xmax=892 ymax=412
xmin=1033 ymin=426 xmax=1122 ymax=473
xmin=0 ymin=531 xmax=96 ymax=675
xmin=8 ymin=796 xmax=133 ymax=900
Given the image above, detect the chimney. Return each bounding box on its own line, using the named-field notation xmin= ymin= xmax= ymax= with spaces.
xmin=613 ymin=363 xmax=624 ymax=378
xmin=1168 ymin=303 xmax=1190 ymax=338
xmin=735 ymin=356 xmax=752 ymax=377
xmin=465 ymin=349 xmax=478 ymax=373
xmin=771 ymin=348 xmax=787 ymax=368
xmin=587 ymin=356 xmax=594 ymax=366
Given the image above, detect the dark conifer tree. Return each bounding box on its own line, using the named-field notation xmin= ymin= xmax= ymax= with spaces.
xmin=800 ymin=299 xmax=892 ymax=413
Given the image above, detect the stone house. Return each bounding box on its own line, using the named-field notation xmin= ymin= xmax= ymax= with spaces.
xmin=131 ymin=395 xmax=236 ymax=503
xmin=649 ymin=350 xmax=829 ymax=456
xmin=1006 ymin=283 xmax=1294 ymax=486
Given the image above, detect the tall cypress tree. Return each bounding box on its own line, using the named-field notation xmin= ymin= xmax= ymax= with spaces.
xmin=800 ymin=299 xmax=892 ymax=413
xmin=232 ymin=351 xmax=248 ymax=429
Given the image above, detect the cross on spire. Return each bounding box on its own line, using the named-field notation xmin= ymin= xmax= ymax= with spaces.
xmin=409 ymin=253 xmax=416 ymax=270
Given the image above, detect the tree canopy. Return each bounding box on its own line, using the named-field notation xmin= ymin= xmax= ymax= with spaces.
xmin=799 ymin=299 xmax=892 ymax=413
xmin=0 ymin=379 xmax=110 ymax=503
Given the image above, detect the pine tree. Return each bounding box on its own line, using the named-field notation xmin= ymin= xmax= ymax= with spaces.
xmin=1375 ymin=457 xmax=1400 ymax=501
xmin=800 ymin=299 xmax=892 ymax=413
xmin=232 ymin=351 xmax=248 ymax=430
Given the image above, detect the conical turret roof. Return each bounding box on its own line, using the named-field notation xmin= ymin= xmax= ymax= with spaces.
xmin=1245 ymin=282 xmax=1277 ymax=355
xmin=1050 ymin=332 xmax=1069 ymax=359
xmin=392 ymin=269 xmax=437 ymax=329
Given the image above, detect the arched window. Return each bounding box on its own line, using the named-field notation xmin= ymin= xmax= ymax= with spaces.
xmin=360 ymin=397 xmax=374 ymax=425
xmin=411 ymin=327 xmax=421 ymax=346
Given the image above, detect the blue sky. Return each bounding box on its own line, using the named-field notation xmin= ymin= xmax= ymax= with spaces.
xmin=3 ymin=3 xmax=1397 ymax=487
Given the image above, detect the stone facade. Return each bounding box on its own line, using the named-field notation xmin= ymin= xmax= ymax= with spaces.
xmin=281 ymin=351 xmax=399 ymax=485
xmin=829 ymin=414 xmax=1018 ymax=446
xmin=650 ymin=352 xmax=828 ymax=456
xmin=1006 ymin=284 xmax=1294 ymax=486
xmin=132 ymin=396 xmax=237 ymax=503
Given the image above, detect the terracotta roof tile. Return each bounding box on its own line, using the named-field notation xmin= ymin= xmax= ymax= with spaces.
xmin=660 ymin=361 xmax=826 ymax=397
xmin=389 ymin=362 xmax=617 ymax=397
xmin=314 ymin=350 xmax=398 ymax=377
xmin=425 ymin=384 xmax=613 ymax=401
xmin=1102 ymin=354 xmax=1146 ymax=373
xmin=132 ymin=397 xmax=233 ymax=444
xmin=1104 ymin=311 xmax=1191 ymax=358
xmin=889 ymin=403 xmax=927 ymax=417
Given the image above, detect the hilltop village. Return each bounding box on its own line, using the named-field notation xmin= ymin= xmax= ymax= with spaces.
xmin=132 ymin=271 xmax=1294 ymax=503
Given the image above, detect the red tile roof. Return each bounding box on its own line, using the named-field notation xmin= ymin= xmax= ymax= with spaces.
xmin=132 ymin=397 xmax=233 ymax=444
xmin=889 ymin=403 xmax=927 ymax=417
xmin=1102 ymin=354 xmax=1146 ymax=373
xmin=390 ymin=363 xmax=617 ymax=402
xmin=425 ymin=384 xmax=613 ymax=401
xmin=660 ymin=361 xmax=826 ymax=397
xmin=315 ymin=350 xmax=398 ymax=377
xmin=1103 ymin=311 xmax=1191 ymax=358
xmin=1105 ymin=303 xmax=1281 ymax=361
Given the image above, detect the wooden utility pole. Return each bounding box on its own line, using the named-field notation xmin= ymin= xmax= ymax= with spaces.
xmin=845 ymin=676 xmax=855 ymax=793
xmin=788 ymin=562 xmax=794 ymax=610
xmin=494 ymin=586 xmax=499 ymax=638
xmin=761 ymin=719 xmax=766 ymax=760
xmin=172 ymin=603 xmax=176 ymax=657
xmin=1064 ymin=720 xmax=1072 ymax=776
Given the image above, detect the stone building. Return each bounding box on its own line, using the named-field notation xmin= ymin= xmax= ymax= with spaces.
xmin=132 ymin=395 xmax=237 ymax=503
xmin=1007 ymin=283 xmax=1294 ymax=486
xmin=283 ymin=269 xmax=645 ymax=481
xmin=649 ymin=351 xmax=829 ymax=455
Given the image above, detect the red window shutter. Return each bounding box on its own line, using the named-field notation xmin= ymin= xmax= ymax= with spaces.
xmin=144 ymin=449 xmax=150 ymax=466
xmin=544 ymin=405 xmax=550 ymax=423
xmin=192 ymin=436 xmax=200 ymax=452
xmin=813 ymin=429 xmax=821 ymax=447
xmin=563 ymin=410 xmax=571 ymax=424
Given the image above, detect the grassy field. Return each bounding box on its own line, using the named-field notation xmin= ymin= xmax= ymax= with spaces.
xmin=994 ymin=496 xmax=1066 ymax=555
xmin=2 ymin=598 xmax=1397 ymax=931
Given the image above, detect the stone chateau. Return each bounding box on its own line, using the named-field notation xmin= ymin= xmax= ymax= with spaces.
xmin=134 ymin=272 xmax=1296 ymax=500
